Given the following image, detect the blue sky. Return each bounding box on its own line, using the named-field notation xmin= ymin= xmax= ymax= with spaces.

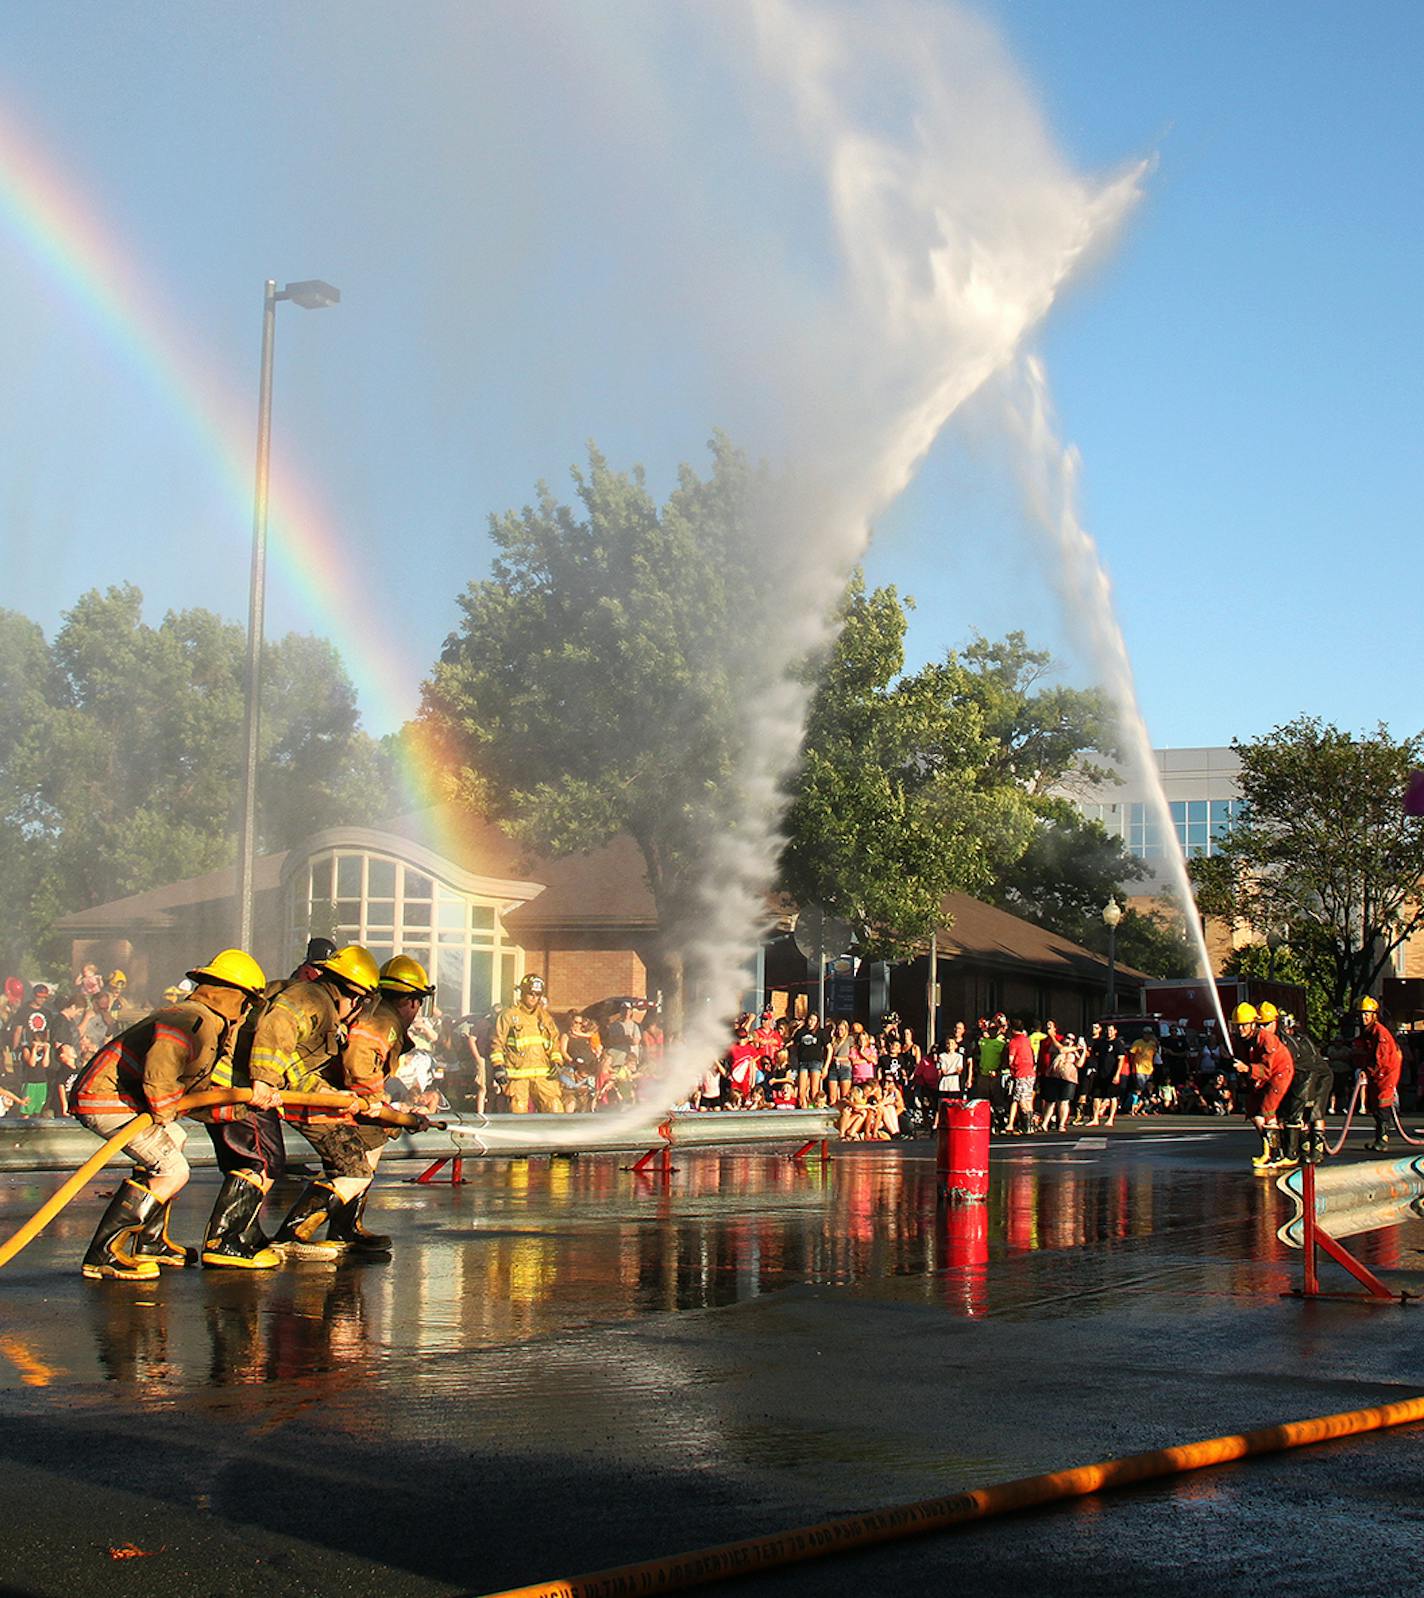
xmin=2 ymin=1 xmax=1420 ymax=747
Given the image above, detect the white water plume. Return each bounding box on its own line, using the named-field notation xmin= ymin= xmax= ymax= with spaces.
xmin=1000 ymin=356 xmax=1231 ymax=1040
xmin=491 ymin=0 xmax=1148 ymax=1143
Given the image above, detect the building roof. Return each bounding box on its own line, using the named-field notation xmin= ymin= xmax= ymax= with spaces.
xmin=501 ymin=834 xmax=657 ymax=932
xmin=936 ymin=892 xmax=1148 ymax=984
xmin=54 ymin=852 xmax=288 ymax=932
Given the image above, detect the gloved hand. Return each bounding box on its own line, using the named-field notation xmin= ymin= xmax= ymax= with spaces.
xmin=250 ymin=1080 xmax=282 ymax=1110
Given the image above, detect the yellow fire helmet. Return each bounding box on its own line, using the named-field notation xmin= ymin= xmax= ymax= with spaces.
xmin=1256 ymin=1000 xmax=1279 ymax=1024
xmin=108 ymin=969 xmax=128 ymax=986
xmin=317 ymin=944 xmax=380 ymax=994
xmin=1359 ymin=995 xmax=1380 ymax=1014
xmin=1232 ymin=1002 xmax=1259 ymax=1026
xmin=187 ymin=948 xmax=267 ymax=998
xmin=379 ymin=954 xmax=435 ymax=998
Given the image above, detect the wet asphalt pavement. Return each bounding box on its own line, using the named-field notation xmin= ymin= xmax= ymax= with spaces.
xmin=1 ymin=1122 xmax=1423 ymax=1597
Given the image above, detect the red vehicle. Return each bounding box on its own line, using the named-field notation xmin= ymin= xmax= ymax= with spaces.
xmin=1140 ymin=977 xmax=1308 ymax=1035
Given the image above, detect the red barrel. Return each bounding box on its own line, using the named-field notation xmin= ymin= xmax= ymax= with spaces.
xmin=937 ymin=1099 xmax=991 ymax=1202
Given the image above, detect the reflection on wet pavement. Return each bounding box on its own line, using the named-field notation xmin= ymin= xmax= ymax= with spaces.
xmin=4 ymin=1136 xmax=1403 ymax=1401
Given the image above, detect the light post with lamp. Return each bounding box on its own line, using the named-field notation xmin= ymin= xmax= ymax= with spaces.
xmin=1102 ymin=896 xmax=1123 ymax=1016
xmin=235 ymin=278 xmax=340 ymax=949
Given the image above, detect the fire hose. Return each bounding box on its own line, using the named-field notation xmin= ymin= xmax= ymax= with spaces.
xmin=0 ymin=1088 xmax=439 ymax=1270
xmin=1323 ymin=1076 xmax=1364 ymax=1157
xmin=476 ymin=1395 xmax=1424 ymax=1598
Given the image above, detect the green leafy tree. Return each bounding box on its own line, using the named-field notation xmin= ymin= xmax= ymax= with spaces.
xmin=423 ymin=437 xmax=768 ymax=1020
xmin=1199 ymin=716 xmax=1424 ymax=1021
xmin=781 ymin=575 xmax=1034 ymax=956
xmin=0 ymin=586 xmax=398 ymax=969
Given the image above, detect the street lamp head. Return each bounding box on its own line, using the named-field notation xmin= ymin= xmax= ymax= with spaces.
xmin=281 ymin=279 xmax=341 ymax=310
xmin=1102 ymin=896 xmax=1123 ymax=930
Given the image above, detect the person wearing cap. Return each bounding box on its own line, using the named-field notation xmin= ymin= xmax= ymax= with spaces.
xmin=492 ymin=974 xmax=565 ymax=1113
xmin=202 ymin=943 xmax=380 ymax=1268
xmin=70 ymin=948 xmax=269 ymax=1280
xmin=274 ymin=954 xmax=433 ymax=1258
xmin=1352 ymin=996 xmax=1402 ymax=1151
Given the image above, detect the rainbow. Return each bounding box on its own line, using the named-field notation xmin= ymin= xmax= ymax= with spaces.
xmin=0 ymin=97 xmax=426 ymax=750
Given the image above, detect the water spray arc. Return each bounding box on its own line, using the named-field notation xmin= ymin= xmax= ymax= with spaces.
xmin=1003 ymin=357 xmax=1230 ymax=1041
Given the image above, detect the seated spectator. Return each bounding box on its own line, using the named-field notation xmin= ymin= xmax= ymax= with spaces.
xmin=878 ymin=1074 xmax=906 ymax=1138
xmin=695 ymin=1055 xmax=727 ymax=1112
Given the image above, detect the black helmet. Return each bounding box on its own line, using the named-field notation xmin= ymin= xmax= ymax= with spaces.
xmin=305 ymin=937 xmax=338 ymax=965
xmin=519 ymin=974 xmax=546 ymax=996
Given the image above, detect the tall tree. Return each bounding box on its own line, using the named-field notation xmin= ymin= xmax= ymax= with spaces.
xmin=0 ymin=586 xmax=398 ymax=969
xmin=423 ymin=437 xmax=767 ymax=1018
xmin=780 ymin=575 xmax=1034 ymax=956
xmin=1192 ymin=716 xmax=1424 ymax=1020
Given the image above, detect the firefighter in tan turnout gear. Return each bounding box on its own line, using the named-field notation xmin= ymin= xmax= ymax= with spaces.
xmin=69 ymin=948 xmax=269 ymax=1281
xmin=202 ymin=943 xmax=380 ymax=1269
xmin=493 ymin=973 xmax=565 ymax=1113
xmin=275 ymin=955 xmax=433 ymax=1258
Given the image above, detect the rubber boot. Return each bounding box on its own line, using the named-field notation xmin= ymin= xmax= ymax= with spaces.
xmin=130 ymin=1199 xmax=197 ymax=1268
xmin=273 ymin=1180 xmax=342 ymax=1261
xmin=1277 ymin=1126 xmax=1301 ymax=1170
xmin=201 ymin=1172 xmax=282 ymax=1269
xmin=1366 ymin=1113 xmax=1391 ymax=1153
xmin=82 ymin=1180 xmax=162 ymax=1281
xmin=327 ymin=1187 xmax=391 ymax=1255
xmin=1303 ymin=1125 xmax=1326 ymax=1165
xmin=1251 ymin=1129 xmax=1280 ymax=1174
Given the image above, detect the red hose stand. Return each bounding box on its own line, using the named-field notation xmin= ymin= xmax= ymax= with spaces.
xmin=790 ymin=1138 xmax=832 ymax=1164
xmin=408 ymin=1155 xmax=466 ymax=1185
xmin=629 ymin=1120 xmax=676 ymax=1177
xmin=1291 ymin=1162 xmax=1413 ymax=1306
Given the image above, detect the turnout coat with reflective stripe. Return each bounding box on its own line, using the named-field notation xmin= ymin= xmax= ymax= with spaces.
xmin=341 ymin=995 xmax=413 ymax=1099
xmin=226 ymin=978 xmax=346 ymax=1112
xmin=72 ymin=997 xmax=233 ymax=1118
xmin=493 ymin=1002 xmax=563 ymax=1078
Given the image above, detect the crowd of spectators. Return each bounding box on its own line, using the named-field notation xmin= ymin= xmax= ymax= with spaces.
xmin=0 ymin=966 xmax=141 ymax=1118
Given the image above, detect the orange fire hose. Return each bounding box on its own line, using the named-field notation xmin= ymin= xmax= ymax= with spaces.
xmin=477 ymin=1395 xmax=1424 ymax=1598
xmin=0 ymin=1088 xmax=433 ymax=1270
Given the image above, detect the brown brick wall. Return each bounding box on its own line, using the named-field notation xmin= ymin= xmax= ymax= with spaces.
xmin=519 ymin=942 xmax=648 ymax=1013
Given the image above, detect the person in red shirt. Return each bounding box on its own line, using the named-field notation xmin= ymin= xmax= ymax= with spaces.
xmin=1233 ymin=1001 xmax=1296 ymax=1172
xmin=1353 ymin=996 xmax=1403 ymax=1151
xmin=1005 ymin=1020 xmax=1037 ymax=1135
xmin=752 ymin=1011 xmax=782 ymax=1064
xmin=726 ymin=1024 xmax=763 ymax=1105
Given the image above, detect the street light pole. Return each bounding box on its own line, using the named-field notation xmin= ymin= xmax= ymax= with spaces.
xmin=235 ymin=278 xmax=340 ymax=950
xmin=926 ymin=929 xmax=938 ymax=1050
xmin=1103 ymin=896 xmax=1123 ymax=1017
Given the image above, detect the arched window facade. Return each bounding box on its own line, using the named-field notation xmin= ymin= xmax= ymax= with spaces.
xmin=286 ymin=845 xmax=521 ymax=1017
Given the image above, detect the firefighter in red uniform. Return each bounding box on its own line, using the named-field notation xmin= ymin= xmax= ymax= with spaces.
xmin=1231 ymin=1001 xmax=1296 ymax=1172
xmin=1353 ymin=995 xmax=1402 ymax=1151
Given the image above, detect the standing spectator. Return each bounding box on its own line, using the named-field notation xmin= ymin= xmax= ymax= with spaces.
xmin=936 ymin=1029 xmax=968 ymax=1108
xmin=639 ymin=1008 xmax=665 ymax=1094
xmin=0 ymin=977 xmax=21 ymax=1097
xmin=900 ymin=1026 xmax=924 ymax=1086
xmin=1127 ymin=1028 xmax=1159 ymax=1114
xmin=1043 ymin=1032 xmax=1080 ymax=1131
xmin=849 ymin=1022 xmax=878 ymax=1086
xmin=1037 ymin=1021 xmax=1073 ymax=1131
xmin=910 ymin=1042 xmax=940 ymax=1129
xmin=1089 ymin=1022 xmax=1124 ymax=1127
xmin=561 ymin=1013 xmax=602 ymax=1112
xmin=726 ymin=1023 xmax=763 ymax=1106
xmin=977 ymin=1016 xmax=1007 ymax=1118
xmin=1005 ymin=1018 xmax=1037 ymax=1135
xmin=602 ymin=1002 xmax=643 ymax=1089
xmin=792 ymin=1012 xmax=829 ymax=1107
xmin=14 ymin=983 xmax=67 ymax=1117
xmin=825 ymin=1019 xmax=853 ymax=1106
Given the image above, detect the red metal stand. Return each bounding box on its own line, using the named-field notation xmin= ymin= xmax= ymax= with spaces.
xmin=408 ymin=1155 xmax=465 ymax=1185
xmin=790 ymin=1139 xmax=831 ymax=1164
xmin=1293 ymin=1163 xmax=1413 ymax=1305
xmin=630 ymin=1145 xmax=673 ymax=1176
